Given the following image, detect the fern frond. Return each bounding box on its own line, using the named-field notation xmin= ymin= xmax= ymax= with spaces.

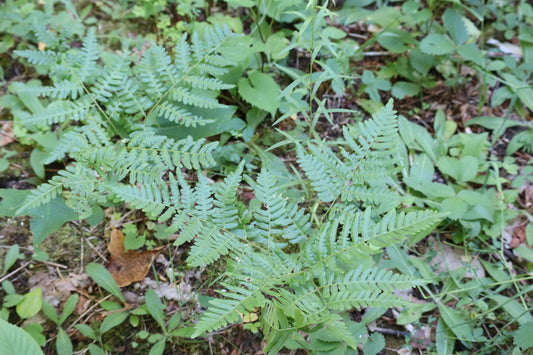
xmin=298 ymin=99 xmax=403 ymax=209
xmin=319 ymin=266 xmax=424 ymax=310
xmin=110 ymin=182 xmax=173 ymax=219
xmin=251 ymin=169 xmax=291 ymax=243
xmin=14 ymin=49 xmax=59 ymax=65
xmin=185 ymin=75 xmax=234 ymax=90
xmin=151 ymin=44 xmax=179 ymax=86
xmin=49 ymin=122 xmax=111 ymax=162
xmin=18 ymin=79 xmax=83 ymax=99
xmin=194 ymin=175 xmax=214 ymax=220
xmin=57 ymin=164 xmax=106 ymax=217
xmin=87 ymin=146 xmax=166 ymax=184
xmin=297 ymin=144 xmax=344 ymax=202
xmin=16 ymin=179 xmax=63 ymax=215
xmin=174 ymin=34 xmax=191 ymax=74
xmin=169 ymin=87 xmax=225 ymax=109
xmin=186 ymin=225 xmax=243 ymax=266
xmin=324 ymin=289 xmax=407 ymax=310
xmin=212 ymin=162 xmax=244 ymax=230
xmin=282 ymin=202 xmax=312 ymax=244
xmin=118 ymin=78 xmax=153 ymax=118
xmin=137 ymin=49 xmax=167 ymax=98
xmin=194 ymin=249 xmax=292 ymax=336
xmin=22 ymin=97 xmax=92 ymax=126
xmin=156 ymin=101 xmax=213 ymax=126
xmin=127 ymin=131 xmax=218 ymax=169
xmin=306 ymin=208 xmax=444 ymax=268
xmin=73 ymin=27 xmax=99 ymax=83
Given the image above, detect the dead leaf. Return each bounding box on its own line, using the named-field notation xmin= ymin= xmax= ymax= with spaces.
xmin=139 ymin=278 xmax=193 ymax=302
xmin=427 ymin=237 xmax=485 ymax=278
xmin=0 ymin=121 xmax=15 ymax=147
xmin=409 ymin=326 xmax=431 ymax=350
xmin=29 ymin=271 xmax=90 ymax=307
xmin=106 ymin=227 xmax=163 ymax=287
xmin=510 ymin=223 xmax=527 ymax=248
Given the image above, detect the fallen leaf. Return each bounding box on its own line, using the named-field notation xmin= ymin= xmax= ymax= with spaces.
xmin=409 ymin=326 xmax=431 ymax=350
xmin=510 ymin=223 xmax=527 ymax=248
xmin=139 ymin=279 xmax=193 ymax=302
xmin=106 ymin=227 xmax=163 ymax=287
xmin=29 ymin=271 xmax=90 ymax=307
xmin=428 ymin=236 xmax=485 ymax=278
xmin=0 ymin=121 xmax=15 ymax=147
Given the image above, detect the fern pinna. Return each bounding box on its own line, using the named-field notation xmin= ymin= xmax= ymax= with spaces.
xmin=12 ymin=24 xmax=443 ymax=352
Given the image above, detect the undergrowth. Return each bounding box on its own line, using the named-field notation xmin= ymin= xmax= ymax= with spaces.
xmin=0 ymin=0 xmax=532 ymax=354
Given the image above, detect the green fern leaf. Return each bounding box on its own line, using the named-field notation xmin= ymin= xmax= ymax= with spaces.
xmin=22 ymin=97 xmax=92 ymax=127
xmin=14 ymin=49 xmax=59 ymax=65
xmin=16 ymin=180 xmax=63 ymax=215
xmin=73 ymin=27 xmax=99 ymax=83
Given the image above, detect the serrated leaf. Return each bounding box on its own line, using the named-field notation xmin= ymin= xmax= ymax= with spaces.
xmin=514 ymin=321 xmax=533 ymax=350
xmin=85 ymin=263 xmax=125 ymax=303
xmin=443 ymin=8 xmax=468 ymax=45
xmin=440 ymin=197 xmax=468 ymax=220
xmin=391 ymin=81 xmax=420 ymax=99
xmin=420 ymin=34 xmax=455 ymax=55
xmin=238 ymin=71 xmax=280 ymax=116
xmin=457 ymin=43 xmax=483 ymax=64
xmin=0 ymin=318 xmax=45 ymax=355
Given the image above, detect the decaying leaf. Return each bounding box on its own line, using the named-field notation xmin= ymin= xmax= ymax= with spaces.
xmin=106 ymin=227 xmax=163 ymax=287
xmin=29 ymin=271 xmax=90 ymax=307
xmin=428 ymin=236 xmax=485 ymax=278
xmin=0 ymin=121 xmax=15 ymax=147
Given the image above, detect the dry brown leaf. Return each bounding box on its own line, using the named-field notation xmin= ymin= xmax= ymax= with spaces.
xmin=29 ymin=271 xmax=90 ymax=307
xmin=510 ymin=223 xmax=527 ymax=248
xmin=106 ymin=227 xmax=163 ymax=287
xmin=0 ymin=121 xmax=15 ymax=147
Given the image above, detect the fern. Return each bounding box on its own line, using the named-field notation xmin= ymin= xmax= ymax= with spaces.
xmin=12 ymin=24 xmax=233 ymax=218
xmin=11 ymin=24 xmax=444 ymax=353
xmin=181 ymin=103 xmax=444 ymax=352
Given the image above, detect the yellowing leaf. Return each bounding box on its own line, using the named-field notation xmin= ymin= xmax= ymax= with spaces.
xmin=238 ymin=310 xmax=259 ymax=323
